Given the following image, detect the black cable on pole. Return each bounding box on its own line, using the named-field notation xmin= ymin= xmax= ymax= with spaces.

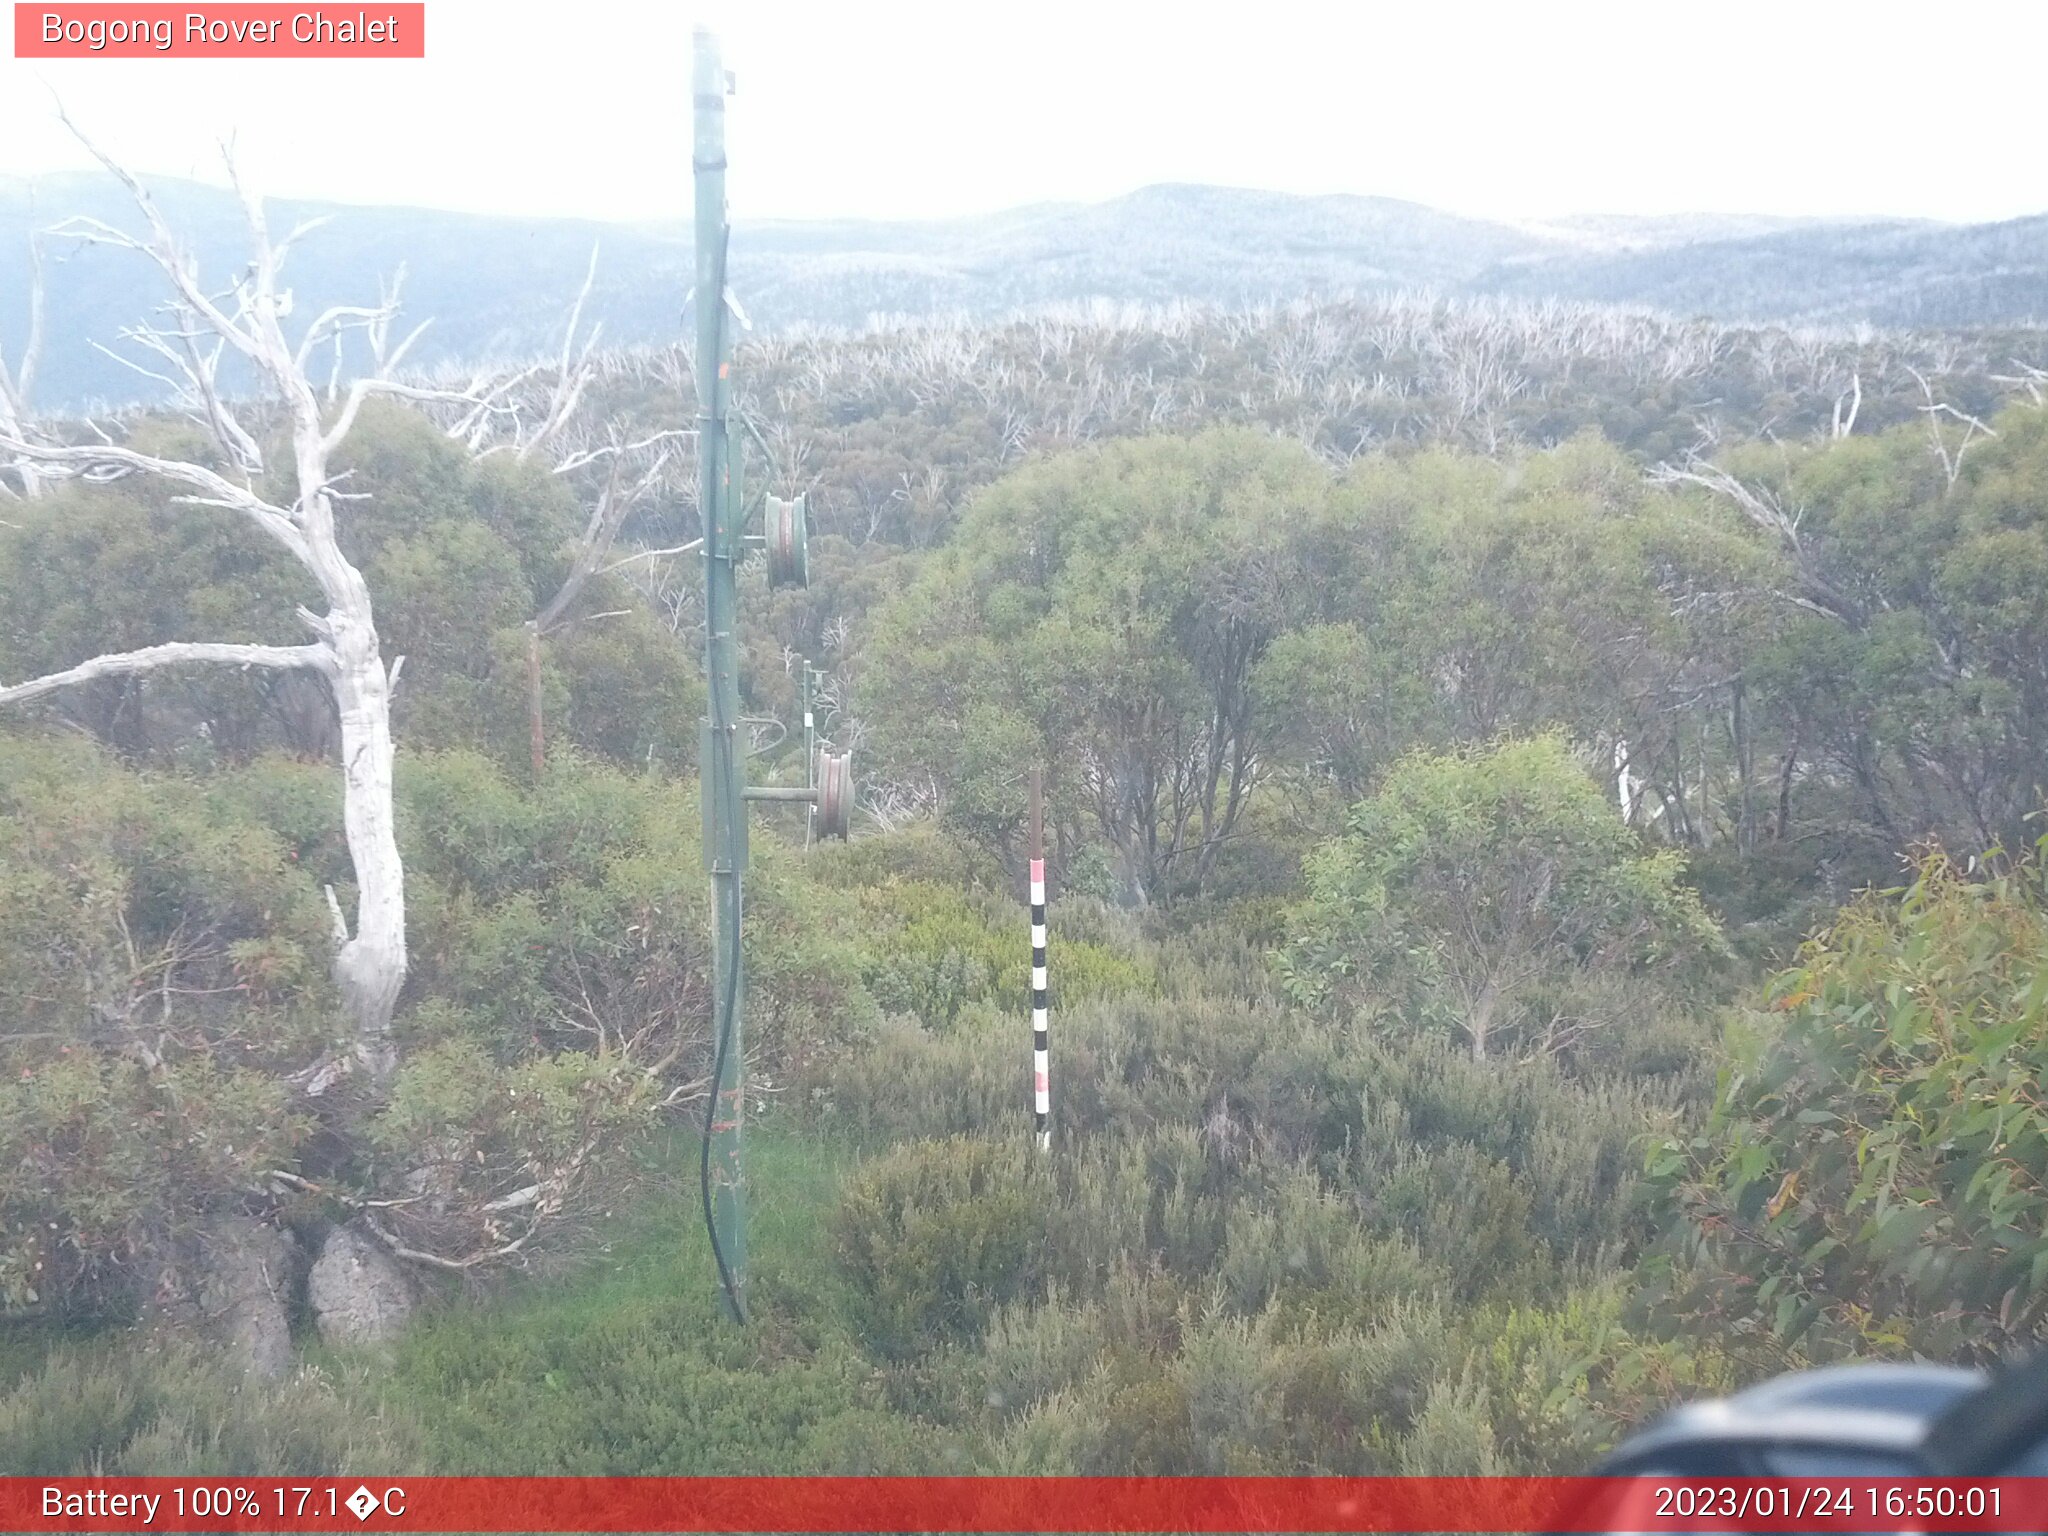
xmin=700 ymin=588 xmax=746 ymax=1323
xmin=700 ymin=898 xmax=745 ymax=1323
xmin=695 ymin=214 xmax=747 ymax=1325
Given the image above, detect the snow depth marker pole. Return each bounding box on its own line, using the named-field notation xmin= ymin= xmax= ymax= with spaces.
xmin=1029 ymin=765 xmax=1050 ymax=1151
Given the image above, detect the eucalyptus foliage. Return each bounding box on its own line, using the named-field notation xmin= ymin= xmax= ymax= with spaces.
xmin=1647 ymin=842 xmax=2048 ymax=1365
xmin=1281 ymin=735 xmax=1723 ymax=1063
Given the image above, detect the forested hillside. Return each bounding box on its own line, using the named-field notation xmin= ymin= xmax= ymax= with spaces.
xmin=1483 ymin=213 xmax=2048 ymax=330
xmin=6 ymin=172 xmax=2046 ymax=407
xmin=5 ymin=179 xmax=2048 ymax=1476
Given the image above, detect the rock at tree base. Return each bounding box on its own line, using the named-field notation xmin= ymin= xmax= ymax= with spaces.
xmin=146 ymin=1215 xmax=300 ymax=1378
xmin=309 ymin=1221 xmax=415 ymax=1347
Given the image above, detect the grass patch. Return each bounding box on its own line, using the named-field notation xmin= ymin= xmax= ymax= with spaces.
xmin=364 ymin=1124 xmax=962 ymax=1473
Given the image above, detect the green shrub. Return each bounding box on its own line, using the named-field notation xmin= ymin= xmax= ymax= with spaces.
xmin=399 ymin=748 xmax=873 ymax=1084
xmin=1044 ymin=1127 xmax=1229 ymax=1294
xmin=806 ymin=979 xmax=1663 ymax=1315
xmin=1093 ymin=1371 xmax=1200 ymax=1473
xmin=1393 ymin=1370 xmax=1505 ymax=1474
xmin=983 ymin=1386 xmax=1109 ymax=1474
xmin=1647 ymin=845 xmax=2048 ymax=1365
xmin=798 ymin=1407 xmax=974 ymax=1473
xmin=0 ymin=1349 xmax=150 ymax=1473
xmin=1281 ymin=734 xmax=1723 ymax=1066
xmin=0 ymin=736 xmax=328 ymax=1313
xmin=808 ymin=824 xmax=982 ymax=892
xmin=1052 ymin=995 xmax=1297 ymax=1145
xmin=0 ymin=1344 xmax=419 ymax=1475
xmin=1216 ymin=1169 xmax=1444 ymax=1319
xmin=800 ymin=1012 xmax=1020 ymax=1142
xmin=854 ymin=880 xmax=1151 ymax=1032
xmin=1346 ymin=1035 xmax=1678 ymax=1270
xmin=973 ymin=1292 xmax=1111 ymax=1420
xmin=833 ymin=1138 xmax=1049 ymax=1357
xmin=394 ymin=1327 xmax=910 ymax=1473
xmin=1175 ymin=1309 xmax=1289 ymax=1472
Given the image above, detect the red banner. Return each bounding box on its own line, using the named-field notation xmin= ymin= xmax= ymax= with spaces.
xmin=13 ymin=4 xmax=425 ymax=57
xmin=0 ymin=1476 xmax=2037 ymax=1533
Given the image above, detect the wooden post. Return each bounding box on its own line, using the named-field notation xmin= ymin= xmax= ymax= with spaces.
xmin=526 ymin=622 xmax=545 ymax=780
xmin=803 ymin=662 xmax=816 ymax=850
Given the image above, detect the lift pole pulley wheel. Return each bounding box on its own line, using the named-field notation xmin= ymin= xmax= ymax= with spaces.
xmin=765 ymin=493 xmax=809 ymax=590
xmin=815 ymin=747 xmax=852 ymax=840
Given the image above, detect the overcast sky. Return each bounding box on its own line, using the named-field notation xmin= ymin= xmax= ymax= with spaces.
xmin=5 ymin=0 xmax=2045 ymax=227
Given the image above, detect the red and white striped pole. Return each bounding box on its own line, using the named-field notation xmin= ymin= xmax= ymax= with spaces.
xmin=1029 ymin=766 xmax=1050 ymax=1151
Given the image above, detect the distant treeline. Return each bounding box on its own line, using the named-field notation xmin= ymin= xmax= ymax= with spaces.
xmin=6 ymin=175 xmax=2047 ymax=407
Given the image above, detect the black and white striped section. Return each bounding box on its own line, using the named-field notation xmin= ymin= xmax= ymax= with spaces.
xmin=1029 ymin=857 xmax=1049 ymax=1150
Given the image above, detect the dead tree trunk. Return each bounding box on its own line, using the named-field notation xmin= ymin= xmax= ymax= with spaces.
xmin=0 ymin=123 xmax=513 ymax=1090
xmin=0 ymin=231 xmax=44 ymax=499
xmin=507 ymin=262 xmax=692 ymax=781
xmin=326 ymin=591 xmax=407 ymax=1081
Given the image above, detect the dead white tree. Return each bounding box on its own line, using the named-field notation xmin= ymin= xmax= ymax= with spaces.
xmin=1905 ymin=364 xmax=1996 ymax=490
xmin=0 ymin=126 xmax=514 ymax=1091
xmin=1990 ymin=360 xmax=2048 ymax=406
xmin=522 ymin=431 xmax=688 ymax=774
xmin=468 ymin=260 xmax=696 ymax=775
xmin=1830 ymin=369 xmax=1862 ymax=439
xmin=0 ymin=232 xmax=45 ymax=499
xmin=1649 ymin=457 xmax=1866 ymax=628
xmin=514 ymin=242 xmax=604 ymax=465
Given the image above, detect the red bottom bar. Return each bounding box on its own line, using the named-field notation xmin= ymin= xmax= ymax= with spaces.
xmin=1 ymin=1476 xmax=2037 ymax=1533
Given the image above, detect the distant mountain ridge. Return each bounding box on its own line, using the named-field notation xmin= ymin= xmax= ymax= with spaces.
xmin=1477 ymin=213 xmax=2048 ymax=330
xmin=3 ymin=175 xmax=2043 ymax=408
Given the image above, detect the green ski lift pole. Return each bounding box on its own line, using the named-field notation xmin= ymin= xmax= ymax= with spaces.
xmin=696 ymin=24 xmax=839 ymax=1327
xmin=691 ymin=28 xmax=839 ymax=1326
xmin=694 ymin=24 xmax=747 ymax=1325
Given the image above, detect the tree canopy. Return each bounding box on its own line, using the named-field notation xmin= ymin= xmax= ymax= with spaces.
xmin=1282 ymin=735 xmax=1723 ymax=1063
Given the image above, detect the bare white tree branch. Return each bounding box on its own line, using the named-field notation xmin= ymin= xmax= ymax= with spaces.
xmin=1905 ymin=364 xmax=1996 ymax=489
xmin=598 ymin=537 xmax=702 ymax=576
xmin=516 ymin=242 xmax=604 ymax=463
xmin=1649 ymin=456 xmax=1866 ymax=627
xmin=0 ymin=640 xmax=331 ymax=707
xmin=0 ymin=229 xmax=47 ymax=498
xmin=0 ymin=432 xmax=312 ymax=562
xmin=534 ymin=446 xmax=677 ymax=636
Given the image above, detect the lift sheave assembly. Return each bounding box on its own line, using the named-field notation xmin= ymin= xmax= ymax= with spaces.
xmin=693 ymin=26 xmax=849 ymax=1328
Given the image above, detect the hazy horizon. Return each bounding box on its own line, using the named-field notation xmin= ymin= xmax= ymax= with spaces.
xmin=4 ymin=0 xmax=2047 ymax=228
xmin=0 ymin=166 xmax=2018 ymax=237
